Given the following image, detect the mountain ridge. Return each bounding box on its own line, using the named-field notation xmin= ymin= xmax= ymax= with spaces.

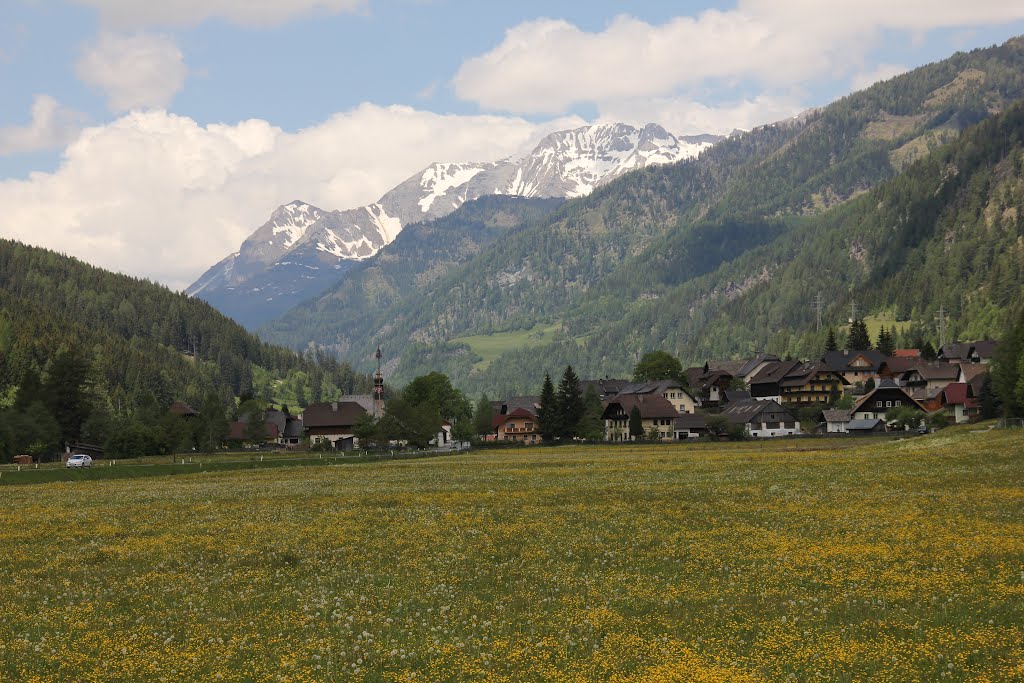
xmin=187 ymin=122 xmax=719 ymax=327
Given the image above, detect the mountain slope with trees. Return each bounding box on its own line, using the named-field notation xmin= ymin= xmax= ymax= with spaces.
xmin=263 ymin=38 xmax=1024 ymax=397
xmin=0 ymin=240 xmax=371 ymax=459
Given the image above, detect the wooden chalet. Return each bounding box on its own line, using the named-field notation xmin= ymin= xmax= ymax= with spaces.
xmin=302 ymin=400 xmax=370 ymax=450
xmin=852 ymin=379 xmax=925 ymax=421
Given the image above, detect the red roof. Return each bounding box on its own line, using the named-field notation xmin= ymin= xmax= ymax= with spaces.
xmin=892 ymin=349 xmax=921 ymax=358
xmin=493 ymin=407 xmax=537 ymax=427
xmin=940 ymin=383 xmax=972 ymax=405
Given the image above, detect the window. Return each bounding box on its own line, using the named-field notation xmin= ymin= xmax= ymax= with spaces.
xmin=895 ymin=400 xmax=901 ymax=407
xmin=886 ymin=401 xmax=892 ymax=408
xmin=876 ymin=400 xmax=883 ymax=408
xmin=525 ymin=422 xmax=533 ymax=429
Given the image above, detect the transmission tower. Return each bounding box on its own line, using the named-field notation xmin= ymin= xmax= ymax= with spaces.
xmin=812 ymin=292 xmax=824 ymax=331
xmin=936 ymin=306 xmax=948 ymax=349
xmin=849 ymin=300 xmax=858 ymax=323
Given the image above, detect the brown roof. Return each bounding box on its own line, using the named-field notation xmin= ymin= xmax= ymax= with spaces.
xmin=494 ymin=407 xmax=537 ymax=427
xmin=169 ymin=401 xmax=199 ymax=417
xmin=913 ymin=363 xmax=961 ymax=381
xmin=882 ymin=357 xmax=920 ymax=374
xmin=603 ymin=394 xmax=680 ymax=420
xmin=958 ymin=364 xmax=988 ymax=383
xmin=823 ymin=409 xmax=853 ymax=423
xmin=853 ymin=380 xmax=925 ymax=412
xmin=302 ymin=401 xmax=368 ymax=428
xmin=749 ymin=360 xmax=802 ymax=385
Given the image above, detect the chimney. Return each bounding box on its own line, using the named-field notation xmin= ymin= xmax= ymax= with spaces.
xmin=332 ymin=402 xmax=338 ymax=412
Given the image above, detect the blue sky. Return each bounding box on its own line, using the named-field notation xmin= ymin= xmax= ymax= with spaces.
xmin=2 ymin=1 xmax=1024 ymax=288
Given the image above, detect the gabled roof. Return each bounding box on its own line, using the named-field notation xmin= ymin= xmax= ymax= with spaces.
xmin=823 ymin=409 xmax=853 ymax=423
xmin=882 ymin=356 xmax=920 ymax=375
xmin=603 ymin=394 xmax=680 ymax=420
xmin=302 ymin=401 xmax=368 ymax=428
xmin=847 ymin=418 xmax=884 ymax=430
xmin=907 ymin=363 xmax=961 ymax=381
xmin=938 ymin=342 xmax=973 ymax=361
xmin=749 ymin=360 xmax=802 ymax=385
xmin=494 ymin=406 xmax=537 ymax=427
xmin=823 ymin=349 xmax=887 ymax=373
xmin=500 ymin=396 xmax=541 ymax=414
xmin=617 ymin=380 xmax=694 ymax=402
xmin=737 ymin=353 xmax=781 ymax=378
xmin=892 ymin=349 xmax=921 ymax=358
xmin=706 ymin=359 xmax=747 ymax=376
xmin=853 ymin=381 xmax=925 ymax=412
xmin=721 ymin=398 xmax=794 ymax=424
xmin=723 ymin=389 xmax=751 ymax=402
xmin=579 ymin=378 xmax=631 ymax=399
xmin=283 ymin=417 xmax=303 ymax=438
xmin=958 ymin=363 xmax=988 ymax=384
xmin=674 ymin=413 xmax=708 ymax=430
xmin=940 ymin=383 xmax=973 ymax=405
xmin=971 ymin=340 xmax=998 ymax=359
xmin=169 ymin=401 xmax=199 ymax=417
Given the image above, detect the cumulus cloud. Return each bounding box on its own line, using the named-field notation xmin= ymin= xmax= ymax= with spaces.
xmin=76 ymin=32 xmax=187 ymax=113
xmin=598 ymin=94 xmax=809 ymax=137
xmin=850 ymin=64 xmax=910 ymax=92
xmin=69 ymin=0 xmax=366 ymax=29
xmin=0 ymin=105 xmax=584 ymax=290
xmin=0 ymin=95 xmax=87 ymax=155
xmin=453 ymin=1 xmax=1024 ymax=117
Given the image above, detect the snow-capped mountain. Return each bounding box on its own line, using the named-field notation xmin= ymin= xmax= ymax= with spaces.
xmin=187 ymin=123 xmax=719 ymax=327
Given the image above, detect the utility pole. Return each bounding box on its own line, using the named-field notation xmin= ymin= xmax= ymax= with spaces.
xmin=812 ymin=292 xmax=824 ymax=331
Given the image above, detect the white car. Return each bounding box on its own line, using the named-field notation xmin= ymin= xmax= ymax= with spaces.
xmin=65 ymin=454 xmax=92 ymax=468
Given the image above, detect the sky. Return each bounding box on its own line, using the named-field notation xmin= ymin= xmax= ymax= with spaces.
xmin=2 ymin=1 xmax=1024 ymax=290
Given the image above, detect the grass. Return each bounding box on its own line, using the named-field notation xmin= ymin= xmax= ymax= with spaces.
xmin=453 ymin=323 xmax=562 ymax=371
xmin=841 ymin=312 xmax=911 ymax=343
xmin=1 ymin=431 xmax=1022 ymax=681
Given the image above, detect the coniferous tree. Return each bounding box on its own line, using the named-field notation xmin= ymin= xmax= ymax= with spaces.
xmin=876 ymin=325 xmax=895 ymax=356
xmin=978 ymin=374 xmax=1000 ymax=420
xmin=920 ymin=341 xmax=937 ymax=361
xmin=992 ymin=307 xmax=1024 ymax=417
xmin=44 ymin=345 xmax=93 ymax=446
xmin=556 ymin=365 xmax=584 ymax=439
xmin=823 ymin=328 xmax=838 ymax=356
xmin=536 ymin=373 xmax=558 ymax=441
xmin=848 ymin=318 xmax=872 ymax=350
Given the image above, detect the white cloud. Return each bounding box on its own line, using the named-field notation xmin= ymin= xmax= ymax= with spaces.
xmin=850 ymin=64 xmax=910 ymax=93
xmin=453 ymin=1 xmax=1024 ymax=115
xmin=598 ymin=94 xmax=809 ymax=137
xmin=69 ymin=0 xmax=366 ymax=29
xmin=0 ymin=105 xmax=584 ymax=290
xmin=0 ymin=95 xmax=87 ymax=155
xmin=76 ymin=32 xmax=187 ymax=113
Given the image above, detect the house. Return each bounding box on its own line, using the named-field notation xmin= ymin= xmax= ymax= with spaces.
xmin=280 ymin=415 xmax=303 ymax=447
xmin=878 ymin=356 xmax=921 ymax=383
xmin=900 ymin=363 xmax=961 ymax=392
xmin=683 ymin=367 xmax=734 ymax=407
xmin=721 ymin=398 xmax=800 ymax=437
xmin=302 ymin=400 xmax=370 ymax=450
xmin=168 ymin=401 xmax=200 ymax=418
xmin=823 ymin=409 xmax=853 ymax=434
xmin=777 ymin=362 xmax=849 ymax=404
xmin=747 ymin=360 xmax=846 ymax=404
xmin=432 ymin=420 xmax=455 ymax=447
xmin=673 ymin=413 xmax=709 ymax=439
xmin=940 ymin=383 xmax=979 ymax=424
xmin=602 ymin=394 xmax=680 ymax=441
xmin=228 ymin=419 xmax=280 ymax=444
xmin=493 ymin=407 xmax=539 ymax=443
xmin=847 ymin=418 xmax=887 ymax=435
xmin=616 ymin=380 xmax=697 ymax=415
xmin=939 ymin=340 xmax=999 ymax=364
xmin=578 ymin=378 xmax=631 ymax=401
xmin=703 ymin=353 xmax=781 ymax=386
xmin=492 ymin=396 xmax=541 ymax=416
xmin=823 ymin=349 xmax=888 ymax=385
xmin=852 ymin=379 xmax=924 ymax=420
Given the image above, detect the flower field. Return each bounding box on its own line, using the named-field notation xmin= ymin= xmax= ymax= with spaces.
xmin=1 ymin=430 xmax=1022 ymax=682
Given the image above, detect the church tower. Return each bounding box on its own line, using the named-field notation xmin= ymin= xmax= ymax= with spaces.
xmin=373 ymin=346 xmax=384 ymax=418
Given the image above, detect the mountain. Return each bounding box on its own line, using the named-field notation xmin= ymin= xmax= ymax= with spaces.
xmin=0 ymin=238 xmax=372 ymax=427
xmin=261 ymin=37 xmax=1024 ymax=397
xmin=187 ymin=123 xmax=717 ymax=327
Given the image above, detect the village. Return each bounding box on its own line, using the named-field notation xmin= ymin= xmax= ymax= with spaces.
xmin=187 ymin=338 xmax=999 ymax=455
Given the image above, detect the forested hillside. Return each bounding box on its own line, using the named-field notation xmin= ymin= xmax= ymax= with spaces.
xmin=0 ymin=240 xmax=371 ymax=456
xmin=263 ymin=38 xmax=1024 ymax=397
xmin=262 ymin=196 xmax=564 ymax=360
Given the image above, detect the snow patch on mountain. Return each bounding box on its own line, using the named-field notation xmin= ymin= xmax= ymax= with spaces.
xmin=418 ymin=163 xmax=487 ymax=213
xmin=272 ymin=202 xmax=321 ymax=248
